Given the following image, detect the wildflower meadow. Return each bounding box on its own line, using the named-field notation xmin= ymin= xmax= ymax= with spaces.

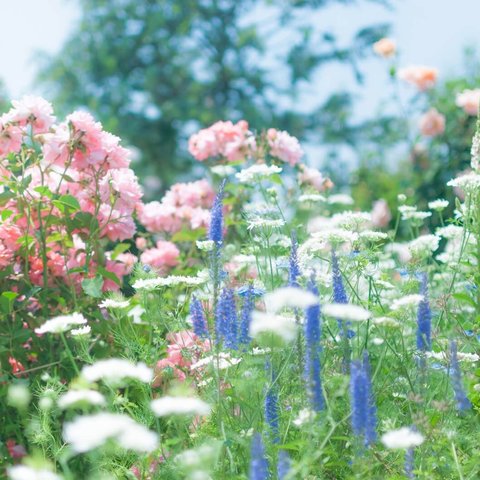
xmin=1 ymin=43 xmax=480 ymax=480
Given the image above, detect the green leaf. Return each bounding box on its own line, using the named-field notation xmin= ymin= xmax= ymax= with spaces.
xmin=53 ymin=194 xmax=81 ymax=213
xmin=0 ymin=291 xmax=18 ymax=314
xmin=110 ymin=242 xmax=130 ymax=260
xmin=97 ymin=266 xmax=121 ymax=286
xmin=81 ymin=275 xmax=104 ymax=298
xmin=0 ymin=189 xmax=15 ymax=206
xmin=1 ymin=209 xmax=13 ymax=221
xmin=34 ymin=186 xmax=53 ymax=198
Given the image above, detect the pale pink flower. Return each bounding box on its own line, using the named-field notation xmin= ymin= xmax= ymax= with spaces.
xmin=188 ymin=120 xmax=254 ymax=162
xmin=456 ymin=89 xmax=480 ymax=116
xmin=419 ymin=108 xmax=445 ymax=137
xmin=163 ymin=179 xmax=215 ymax=208
xmin=41 ymin=123 xmax=71 ymax=167
xmin=398 ymin=65 xmax=438 ymax=91
xmin=136 ymin=237 xmax=147 ymax=250
xmin=371 ymin=199 xmax=392 ymax=228
xmin=0 ymin=115 xmax=23 ymax=157
xmin=98 ymin=204 xmax=137 ymax=241
xmin=267 ymin=128 xmax=303 ymax=166
xmin=298 ymin=164 xmax=333 ymax=192
xmin=138 ymin=201 xmax=182 ymax=234
xmin=373 ymin=38 xmax=396 ymax=58
xmin=8 ymin=95 xmax=55 ymax=134
xmin=99 ymin=168 xmax=143 ymax=213
xmin=116 ymin=252 xmax=138 ymax=274
xmin=153 ymin=359 xmax=187 ymax=385
xmin=140 ymin=240 xmax=180 ymax=272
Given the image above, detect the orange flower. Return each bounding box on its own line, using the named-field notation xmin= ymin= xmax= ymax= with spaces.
xmin=419 ymin=108 xmax=445 ymax=137
xmin=398 ymin=65 xmax=438 ymax=91
xmin=373 ymin=38 xmax=396 ymax=58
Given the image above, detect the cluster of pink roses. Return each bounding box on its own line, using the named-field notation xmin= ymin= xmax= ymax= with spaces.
xmin=0 ymin=96 xmax=143 ymax=292
xmin=138 ymin=179 xmax=215 ymax=234
xmin=153 ymin=330 xmax=211 ymax=386
xmin=188 ymin=120 xmax=304 ymax=166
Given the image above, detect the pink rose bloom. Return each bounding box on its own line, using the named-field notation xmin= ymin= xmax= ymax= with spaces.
xmin=67 ymin=111 xmax=106 ymax=169
xmin=163 ymin=179 xmax=215 ymax=208
xmin=8 ymin=95 xmax=55 ymax=134
xmin=41 ymin=123 xmax=71 ymax=167
xmin=99 ymin=168 xmax=143 ymax=213
xmin=0 ymin=243 xmax=14 ymax=269
xmin=140 ymin=240 xmax=180 ymax=272
xmin=188 ymin=120 xmax=254 ymax=162
xmin=98 ymin=204 xmax=137 ymax=241
xmin=138 ymin=201 xmax=182 ymax=234
xmin=373 ymin=38 xmax=396 ymax=58
xmin=298 ymin=164 xmax=333 ymax=192
xmin=102 ymin=259 xmax=131 ymax=291
xmin=456 ymin=89 xmax=480 ymax=116
xmin=267 ymin=128 xmax=304 ymax=166
xmin=419 ymin=108 xmax=445 ymax=137
xmin=153 ymin=358 xmax=186 ymax=386
xmin=0 ymin=115 xmax=23 ymax=157
xmin=100 ymin=131 xmax=131 ymax=169
xmin=116 ymin=252 xmax=138 ymax=274
xmin=371 ymin=199 xmax=392 ymax=228
xmin=398 ymin=65 xmax=438 ymax=91
xmin=136 ymin=237 xmax=147 ymax=250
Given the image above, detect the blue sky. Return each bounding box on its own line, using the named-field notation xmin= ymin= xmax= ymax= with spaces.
xmin=0 ymin=0 xmax=478 ymax=125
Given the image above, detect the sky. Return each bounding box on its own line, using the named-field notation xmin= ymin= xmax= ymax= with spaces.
xmin=0 ymin=0 xmax=479 ymax=124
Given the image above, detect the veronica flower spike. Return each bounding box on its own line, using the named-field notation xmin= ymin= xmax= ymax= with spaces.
xmin=209 ymin=179 xmax=226 ymax=246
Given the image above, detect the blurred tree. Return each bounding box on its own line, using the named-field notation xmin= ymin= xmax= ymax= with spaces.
xmin=38 ymin=0 xmax=391 ymax=191
xmin=0 ymin=80 xmax=9 ymax=113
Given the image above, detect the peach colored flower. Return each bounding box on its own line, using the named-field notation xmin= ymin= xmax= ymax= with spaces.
xmin=456 ymin=89 xmax=480 ymax=116
xmin=373 ymin=38 xmax=396 ymax=58
xmin=398 ymin=65 xmax=438 ymax=91
xmin=419 ymin=108 xmax=445 ymax=137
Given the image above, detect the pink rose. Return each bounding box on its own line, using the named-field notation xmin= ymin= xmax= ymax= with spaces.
xmin=419 ymin=108 xmax=445 ymax=137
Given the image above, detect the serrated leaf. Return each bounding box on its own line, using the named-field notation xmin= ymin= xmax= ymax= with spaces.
xmin=81 ymin=275 xmax=104 ymax=298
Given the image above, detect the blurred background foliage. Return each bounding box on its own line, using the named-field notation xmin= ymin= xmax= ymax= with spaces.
xmin=22 ymin=0 xmax=480 ymax=225
xmin=37 ymin=0 xmax=391 ymax=195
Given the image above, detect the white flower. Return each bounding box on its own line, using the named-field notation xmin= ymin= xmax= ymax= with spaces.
xmin=428 ymin=199 xmax=449 ymax=211
xmin=196 ymin=240 xmax=215 ymax=252
xmin=264 ymin=287 xmax=318 ymax=312
xmin=298 ymin=193 xmax=326 ymax=203
xmin=58 ymin=389 xmax=106 ymax=409
xmin=391 ymin=294 xmax=424 ymax=311
xmin=7 ymin=465 xmax=62 ymax=480
xmin=447 ymin=172 xmax=480 ymax=191
xmin=408 ymin=235 xmax=440 ymax=256
xmin=373 ymin=316 xmax=400 ymax=327
xmin=323 ymin=303 xmax=371 ymax=322
xmin=35 ymin=313 xmax=87 ymax=335
xmin=236 ymin=164 xmax=282 ymax=183
xmin=332 ymin=211 xmax=371 ymax=230
xmin=81 ymin=359 xmax=153 ymax=384
xmin=399 ymin=205 xmax=431 ymax=221
xmin=247 ymin=218 xmax=286 ymax=230
xmin=249 ymin=311 xmax=298 ymax=342
xmin=99 ymin=298 xmax=130 ymax=309
xmin=293 ymin=408 xmax=315 ymax=427
xmin=211 ymin=165 xmax=236 ymax=176
xmin=151 ymin=396 xmax=211 ymax=416
xmin=70 ymin=325 xmax=91 ymax=336
xmin=132 ymin=275 xmax=206 ymax=290
xmin=327 ymin=194 xmax=354 ymax=205
xmin=436 ymin=225 xmax=464 ymax=239
xmin=190 ymin=352 xmax=242 ymax=370
xmin=359 ymin=231 xmax=389 ymax=242
xmin=128 ymin=305 xmax=146 ymax=324
xmin=63 ymin=413 xmax=158 ymax=453
xmin=425 ymin=351 xmax=480 ymax=363
xmin=381 ymin=427 xmax=424 ymax=449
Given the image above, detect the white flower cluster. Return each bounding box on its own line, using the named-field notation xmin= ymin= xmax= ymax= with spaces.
xmin=132 ymin=274 xmax=207 ymax=290
xmin=236 ymin=163 xmax=282 ymax=183
xmin=381 ymin=427 xmax=424 ymax=449
xmin=264 ymin=287 xmax=318 ymax=313
xmin=81 ymin=358 xmax=153 ymax=384
xmin=35 ymin=313 xmax=88 ymax=335
xmin=323 ymin=303 xmax=371 ymax=322
xmin=398 ymin=205 xmax=432 ymax=221
xmin=151 ymin=396 xmax=211 ymax=416
xmin=249 ymin=311 xmax=297 ymax=342
xmin=63 ymin=412 xmax=158 ymax=453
